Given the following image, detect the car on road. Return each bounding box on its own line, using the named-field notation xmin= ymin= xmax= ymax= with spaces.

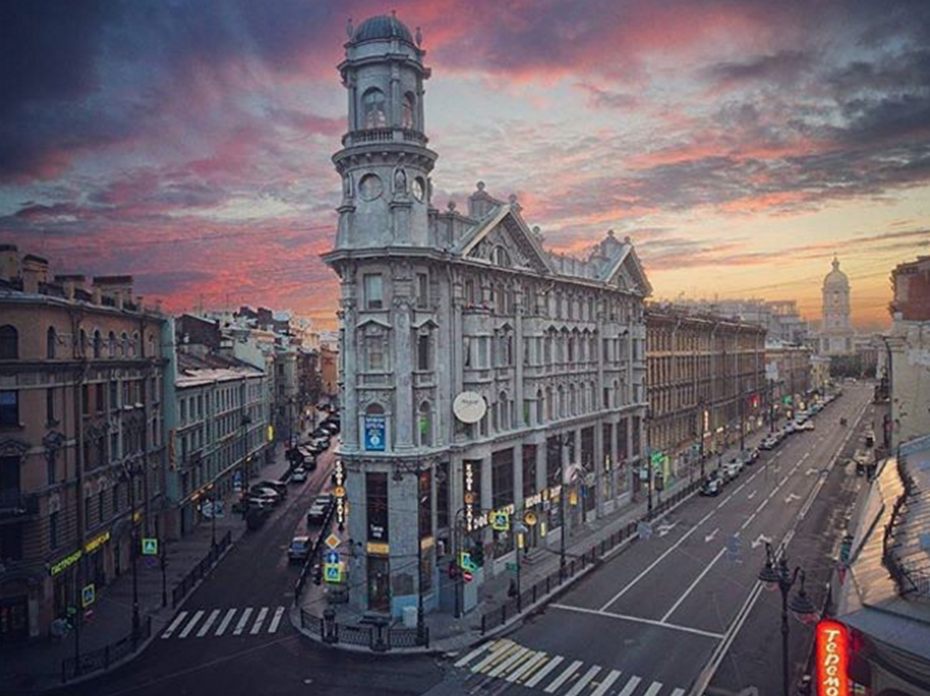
xmin=288 ymin=535 xmax=313 ymax=562
xmin=307 ymin=494 xmax=334 ymax=525
xmin=760 ymin=435 xmax=779 ymax=450
xmin=290 ymin=468 xmax=308 ymax=483
xmin=797 ymin=421 xmax=815 ymax=431
xmin=245 ymin=506 xmax=272 ymax=530
xmin=257 ymin=479 xmax=288 ymax=497
xmin=724 ymin=458 xmax=742 ymax=480
xmin=249 ymin=485 xmax=282 ymax=505
xmin=743 ymin=447 xmax=760 ymax=464
xmin=700 ymin=477 xmax=722 ymax=496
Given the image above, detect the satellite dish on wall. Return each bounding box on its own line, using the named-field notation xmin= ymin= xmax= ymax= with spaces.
xmin=453 ymin=392 xmax=487 ymax=424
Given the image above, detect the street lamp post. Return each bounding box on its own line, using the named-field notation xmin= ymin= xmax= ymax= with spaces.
xmin=757 ymin=543 xmax=817 ymax=696
xmin=698 ymin=397 xmax=706 ymax=479
xmin=120 ymin=456 xmax=143 ymax=649
xmin=644 ymin=409 xmax=653 ymax=517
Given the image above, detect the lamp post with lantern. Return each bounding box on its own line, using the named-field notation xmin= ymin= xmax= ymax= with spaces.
xmin=757 ymin=542 xmax=818 ymax=696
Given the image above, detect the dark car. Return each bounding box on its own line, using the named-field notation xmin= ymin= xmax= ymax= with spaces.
xmin=249 ymin=486 xmax=282 ymax=505
xmin=245 ymin=506 xmax=271 ymax=530
xmin=700 ymin=477 xmax=722 ymax=496
xmin=307 ymin=494 xmax=334 ymax=525
xmin=257 ymin=480 xmax=288 ymax=497
xmin=287 ymin=536 xmax=313 ymax=563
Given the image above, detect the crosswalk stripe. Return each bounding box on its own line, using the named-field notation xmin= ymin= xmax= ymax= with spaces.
xmin=250 ymin=607 xmax=269 ymax=635
xmin=454 ymin=642 xmax=493 ymax=668
xmin=564 ymin=665 xmax=602 ymax=696
xmin=525 ymin=655 xmax=564 ymax=688
xmin=617 ymin=675 xmax=642 ymax=696
xmin=268 ymin=606 xmax=285 ymax=633
xmin=544 ymin=659 xmax=583 ymax=693
xmin=590 ymin=669 xmax=623 ymax=696
xmin=161 ymin=611 xmax=189 ymax=639
xmin=215 ymin=608 xmax=237 ymax=636
xmin=670 ymin=690 xmax=685 ymax=696
xmin=643 ymin=681 xmax=663 ymax=696
xmin=480 ymin=643 xmax=521 ymax=674
xmin=196 ymin=609 xmax=221 ymax=637
xmin=507 ymin=651 xmax=547 ymax=682
xmin=178 ymin=610 xmax=204 ymax=639
xmin=488 ymin=647 xmax=531 ymax=678
xmin=234 ymin=607 xmax=253 ymax=635
xmin=472 ymin=641 xmax=514 ymax=673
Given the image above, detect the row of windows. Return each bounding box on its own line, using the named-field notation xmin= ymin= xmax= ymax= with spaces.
xmin=0 ymin=324 xmax=152 ymax=361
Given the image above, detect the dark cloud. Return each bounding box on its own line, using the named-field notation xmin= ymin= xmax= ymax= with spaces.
xmin=701 ymin=50 xmax=809 ymax=87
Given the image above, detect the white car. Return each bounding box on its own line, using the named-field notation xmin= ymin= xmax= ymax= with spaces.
xmin=290 ymin=468 xmax=308 ymax=483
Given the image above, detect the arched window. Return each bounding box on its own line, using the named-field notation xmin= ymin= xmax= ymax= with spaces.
xmin=498 ymin=391 xmax=509 ymax=431
xmin=131 ymin=332 xmax=139 ymax=357
xmin=93 ymin=330 xmax=102 ymax=358
xmin=536 ymin=389 xmax=544 ymax=425
xmin=47 ymin=326 xmax=57 ymax=359
xmin=120 ymin=332 xmax=129 ymax=356
xmin=362 ymin=88 xmax=387 ymax=128
xmin=492 ymin=246 xmax=511 ymax=268
xmin=495 ymin=284 xmax=505 ymax=314
xmin=546 ymin=386 xmax=554 ymax=421
xmin=402 ymin=92 xmax=416 ymax=129
xmin=569 ymin=385 xmax=577 ymax=415
xmin=464 ymin=278 xmax=476 ymax=306
xmin=79 ymin=329 xmax=87 ymax=356
xmin=558 ymin=386 xmax=565 ymax=418
xmin=108 ymin=331 xmax=117 ymax=357
xmin=0 ymin=325 xmax=18 ymax=359
xmin=418 ymin=401 xmax=432 ymax=446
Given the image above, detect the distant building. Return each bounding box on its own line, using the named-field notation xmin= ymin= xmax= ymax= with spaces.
xmin=0 ymin=245 xmax=167 ymax=643
xmin=810 ymin=354 xmax=831 ymax=394
xmin=674 ymin=297 xmax=809 ymax=345
xmin=891 ymin=255 xmax=930 ymax=321
xmin=645 ymin=306 xmax=766 ymax=480
xmin=764 ymin=341 xmax=814 ymax=420
xmin=819 ymin=256 xmax=854 ymax=356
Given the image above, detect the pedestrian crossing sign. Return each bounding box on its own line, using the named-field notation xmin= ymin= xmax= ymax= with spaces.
xmin=490 ymin=510 xmax=510 ymax=531
xmin=459 ymin=551 xmax=478 ymax=572
xmin=81 ymin=583 xmax=95 ymax=608
xmin=141 ymin=538 xmax=158 ymax=556
xmin=324 ymin=562 xmax=343 ymax=583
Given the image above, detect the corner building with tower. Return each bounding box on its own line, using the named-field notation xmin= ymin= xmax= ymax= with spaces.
xmin=322 ymin=15 xmax=650 ymax=617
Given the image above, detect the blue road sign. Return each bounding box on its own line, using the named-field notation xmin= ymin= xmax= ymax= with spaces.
xmin=323 ymin=550 xmax=340 ymax=564
xmin=364 ymin=415 xmax=386 ymax=451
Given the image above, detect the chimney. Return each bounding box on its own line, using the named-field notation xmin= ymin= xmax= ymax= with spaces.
xmin=0 ymin=244 xmax=21 ymax=283
xmin=55 ymin=274 xmax=86 ymax=300
xmin=93 ymin=275 xmax=134 ymax=309
xmin=22 ymin=253 xmax=50 ymax=293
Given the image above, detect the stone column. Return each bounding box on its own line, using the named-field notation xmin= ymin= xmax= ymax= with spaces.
xmin=594 ymin=419 xmax=604 ymax=516
xmin=342 ymin=295 xmax=360 ymax=451
xmin=394 ymin=297 xmax=414 ymax=449
xmin=513 ymin=442 xmax=524 ymax=511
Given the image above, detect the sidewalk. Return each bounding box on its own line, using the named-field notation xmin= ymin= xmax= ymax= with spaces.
xmin=0 ymin=441 xmax=300 ymax=694
xmin=292 ymin=427 xmax=776 ymax=655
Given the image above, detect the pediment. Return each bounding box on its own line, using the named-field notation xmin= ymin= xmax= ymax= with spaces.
xmin=603 ymin=245 xmax=652 ymax=297
xmin=460 ymin=207 xmax=551 ymax=275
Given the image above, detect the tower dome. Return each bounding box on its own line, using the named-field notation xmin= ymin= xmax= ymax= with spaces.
xmin=823 ymin=256 xmax=849 ymax=289
xmin=351 ymin=14 xmax=415 ymax=45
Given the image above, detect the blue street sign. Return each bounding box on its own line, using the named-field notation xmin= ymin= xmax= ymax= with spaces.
xmin=323 ymin=550 xmax=340 ymax=564
xmin=364 ymin=415 xmax=386 ymax=452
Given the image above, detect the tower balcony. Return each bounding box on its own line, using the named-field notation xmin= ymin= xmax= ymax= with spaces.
xmin=342 ymin=127 xmax=428 ymax=147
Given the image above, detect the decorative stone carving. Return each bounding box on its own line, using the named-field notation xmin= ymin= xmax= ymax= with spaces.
xmin=0 ymin=438 xmax=29 ymax=458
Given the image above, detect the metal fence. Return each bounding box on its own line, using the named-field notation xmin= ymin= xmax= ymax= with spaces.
xmin=171 ymin=530 xmax=233 ymax=607
xmin=480 ymin=480 xmax=702 ymax=634
xmin=61 ymin=616 xmax=152 ymax=683
xmin=298 ymin=608 xmax=429 ymax=651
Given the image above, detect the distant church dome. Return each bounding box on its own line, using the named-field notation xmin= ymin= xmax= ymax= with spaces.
xmin=823 ymin=256 xmax=849 ymax=289
xmin=351 ymin=14 xmax=414 ymax=44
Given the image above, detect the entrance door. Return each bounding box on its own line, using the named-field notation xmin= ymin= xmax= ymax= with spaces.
xmin=0 ymin=596 xmax=28 ymax=643
xmin=367 ymin=557 xmax=390 ymax=612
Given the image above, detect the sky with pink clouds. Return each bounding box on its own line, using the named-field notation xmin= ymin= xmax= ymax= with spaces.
xmin=2 ymin=0 xmax=929 ymax=330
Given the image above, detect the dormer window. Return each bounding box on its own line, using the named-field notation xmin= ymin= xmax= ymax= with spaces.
xmin=492 ymin=246 xmax=511 ymax=268
xmin=363 ymin=88 xmax=387 ymax=128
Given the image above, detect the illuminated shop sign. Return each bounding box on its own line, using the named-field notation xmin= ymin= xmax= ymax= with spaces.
xmin=816 ymin=620 xmax=849 ymax=696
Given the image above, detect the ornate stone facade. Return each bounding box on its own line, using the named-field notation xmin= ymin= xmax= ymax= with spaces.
xmin=322 ymin=15 xmax=650 ymax=617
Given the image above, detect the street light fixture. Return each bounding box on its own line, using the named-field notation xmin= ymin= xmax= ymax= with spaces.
xmin=757 ymin=543 xmax=818 ymax=696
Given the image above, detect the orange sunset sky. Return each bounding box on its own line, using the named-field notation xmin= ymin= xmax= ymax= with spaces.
xmin=2 ymin=1 xmax=928 ymax=332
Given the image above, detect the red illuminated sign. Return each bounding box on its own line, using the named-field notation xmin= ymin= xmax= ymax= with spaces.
xmin=816 ymin=620 xmax=849 ymax=696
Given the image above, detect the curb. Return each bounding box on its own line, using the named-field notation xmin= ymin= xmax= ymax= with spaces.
xmin=289 ymin=484 xmax=700 ymax=658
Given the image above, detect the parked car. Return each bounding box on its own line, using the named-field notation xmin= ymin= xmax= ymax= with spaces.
xmin=288 ymin=535 xmax=313 ymax=562
xmin=798 ymin=421 xmax=815 ymax=431
xmin=307 ymin=494 xmax=334 ymax=526
xmin=290 ymin=468 xmax=308 ymax=483
xmin=725 ymin=458 xmax=743 ymax=480
xmin=760 ymin=436 xmax=779 ymax=450
xmin=248 ymin=486 xmax=282 ymax=505
xmin=700 ymin=477 xmax=722 ymax=496
xmin=745 ymin=447 xmax=760 ymax=464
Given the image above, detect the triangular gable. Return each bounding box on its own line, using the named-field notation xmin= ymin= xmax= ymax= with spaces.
xmin=458 ymin=205 xmax=552 ymax=275
xmin=601 ymin=244 xmax=652 ymax=297
xmin=356 ymin=316 xmax=392 ymax=330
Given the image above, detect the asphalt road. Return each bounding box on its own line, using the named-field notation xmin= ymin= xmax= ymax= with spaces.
xmin=55 ymin=445 xmax=445 ymax=696
xmin=447 ymin=383 xmax=873 ymax=696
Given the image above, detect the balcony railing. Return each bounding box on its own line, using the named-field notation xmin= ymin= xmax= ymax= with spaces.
xmin=342 ymin=128 xmax=428 ymax=147
xmin=0 ymin=490 xmax=39 ymax=517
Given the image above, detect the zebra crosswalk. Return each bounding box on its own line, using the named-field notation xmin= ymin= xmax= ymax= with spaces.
xmin=453 ymin=639 xmax=685 ymax=696
xmin=161 ymin=606 xmax=287 ymax=640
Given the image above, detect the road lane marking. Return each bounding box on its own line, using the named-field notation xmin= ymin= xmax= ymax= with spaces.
xmin=671 ymin=690 xmax=686 ymax=696
xmin=643 ymin=681 xmax=664 ymax=696
xmin=454 ymin=642 xmax=492 ymax=668
xmin=590 ymin=669 xmax=623 ymax=696
xmin=524 ymin=655 xmax=564 ymax=687
xmin=564 ymin=665 xmax=602 ymax=696
xmin=756 ymin=498 xmax=769 ymax=513
xmin=740 ymin=514 xmax=756 ymax=530
xmin=161 ymin=611 xmax=188 ymax=639
xmin=552 ymin=603 xmax=725 ymax=640
xmin=488 ymin=646 xmax=530 ymax=677
xmin=249 ymin=607 xmax=268 ymax=635
xmin=544 ymin=660 xmax=583 ymax=693
xmin=268 ymin=606 xmax=285 ymax=633
xmin=704 ymin=528 xmax=719 ymax=543
xmin=196 ymin=609 xmax=220 ymax=637
xmin=617 ymin=675 xmax=642 ymax=696
xmin=599 ymin=508 xmax=709 ymax=610
xmin=747 ymin=489 xmax=757 ymax=500
xmin=233 ymin=607 xmax=253 ymax=636
xmin=178 ymin=609 xmax=204 ymax=639
xmin=507 ymin=651 xmax=548 ymax=682
xmin=661 ymin=546 xmax=727 ymax=622
xmin=215 ymin=608 xmax=237 ymax=636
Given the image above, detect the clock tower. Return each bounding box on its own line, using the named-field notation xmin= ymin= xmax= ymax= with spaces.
xmin=333 ymin=13 xmax=438 ymax=251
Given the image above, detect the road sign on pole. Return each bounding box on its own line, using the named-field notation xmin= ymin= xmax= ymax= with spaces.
xmin=490 ymin=510 xmax=510 ymax=531
xmin=81 ymin=583 xmax=95 ymax=608
xmin=141 ymin=538 xmax=158 ymax=556
xmin=462 ymin=570 xmax=474 ymax=584
xmin=323 ymin=563 xmax=343 ymax=583
xmin=323 ymin=550 xmax=340 ymax=564
xmin=324 ymin=533 xmax=341 ymax=550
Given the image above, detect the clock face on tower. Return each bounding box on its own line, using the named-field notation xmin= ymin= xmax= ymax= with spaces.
xmin=411 ymin=177 xmax=424 ymax=202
